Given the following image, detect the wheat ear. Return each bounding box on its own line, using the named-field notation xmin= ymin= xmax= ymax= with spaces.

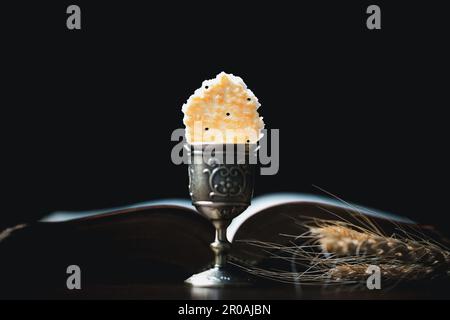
xmin=309 ymin=224 xmax=450 ymax=267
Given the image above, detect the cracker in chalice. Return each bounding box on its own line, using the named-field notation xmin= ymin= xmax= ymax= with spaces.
xmin=182 ymin=72 xmax=264 ymax=144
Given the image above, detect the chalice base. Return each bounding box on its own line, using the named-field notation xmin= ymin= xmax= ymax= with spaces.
xmin=185 ymin=266 xmax=252 ymax=288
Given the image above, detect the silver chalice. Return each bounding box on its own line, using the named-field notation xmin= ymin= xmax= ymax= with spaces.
xmin=184 ymin=143 xmax=257 ymax=287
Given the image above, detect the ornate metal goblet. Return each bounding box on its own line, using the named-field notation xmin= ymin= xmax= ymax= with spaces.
xmin=185 ymin=143 xmax=257 ymax=287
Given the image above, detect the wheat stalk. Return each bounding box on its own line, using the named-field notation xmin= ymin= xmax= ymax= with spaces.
xmin=325 ymin=263 xmax=437 ymax=283
xmin=232 ymin=217 xmax=450 ymax=285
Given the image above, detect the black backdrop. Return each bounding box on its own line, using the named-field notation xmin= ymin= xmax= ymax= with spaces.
xmin=2 ymin=1 xmax=449 ymax=234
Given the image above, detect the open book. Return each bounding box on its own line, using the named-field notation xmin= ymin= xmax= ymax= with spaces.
xmin=0 ymin=193 xmax=437 ymax=297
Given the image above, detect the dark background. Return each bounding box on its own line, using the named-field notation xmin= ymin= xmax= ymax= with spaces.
xmin=1 ymin=1 xmax=449 ymax=234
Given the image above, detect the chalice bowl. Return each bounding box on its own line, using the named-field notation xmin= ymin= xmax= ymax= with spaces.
xmin=185 ymin=143 xmax=257 ymax=287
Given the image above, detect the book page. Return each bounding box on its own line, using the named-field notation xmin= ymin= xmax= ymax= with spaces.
xmin=227 ymin=192 xmax=414 ymax=241
xmin=41 ymin=199 xmax=194 ymax=222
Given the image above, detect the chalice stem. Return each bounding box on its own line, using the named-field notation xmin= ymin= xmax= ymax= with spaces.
xmin=210 ymin=221 xmax=231 ymax=268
